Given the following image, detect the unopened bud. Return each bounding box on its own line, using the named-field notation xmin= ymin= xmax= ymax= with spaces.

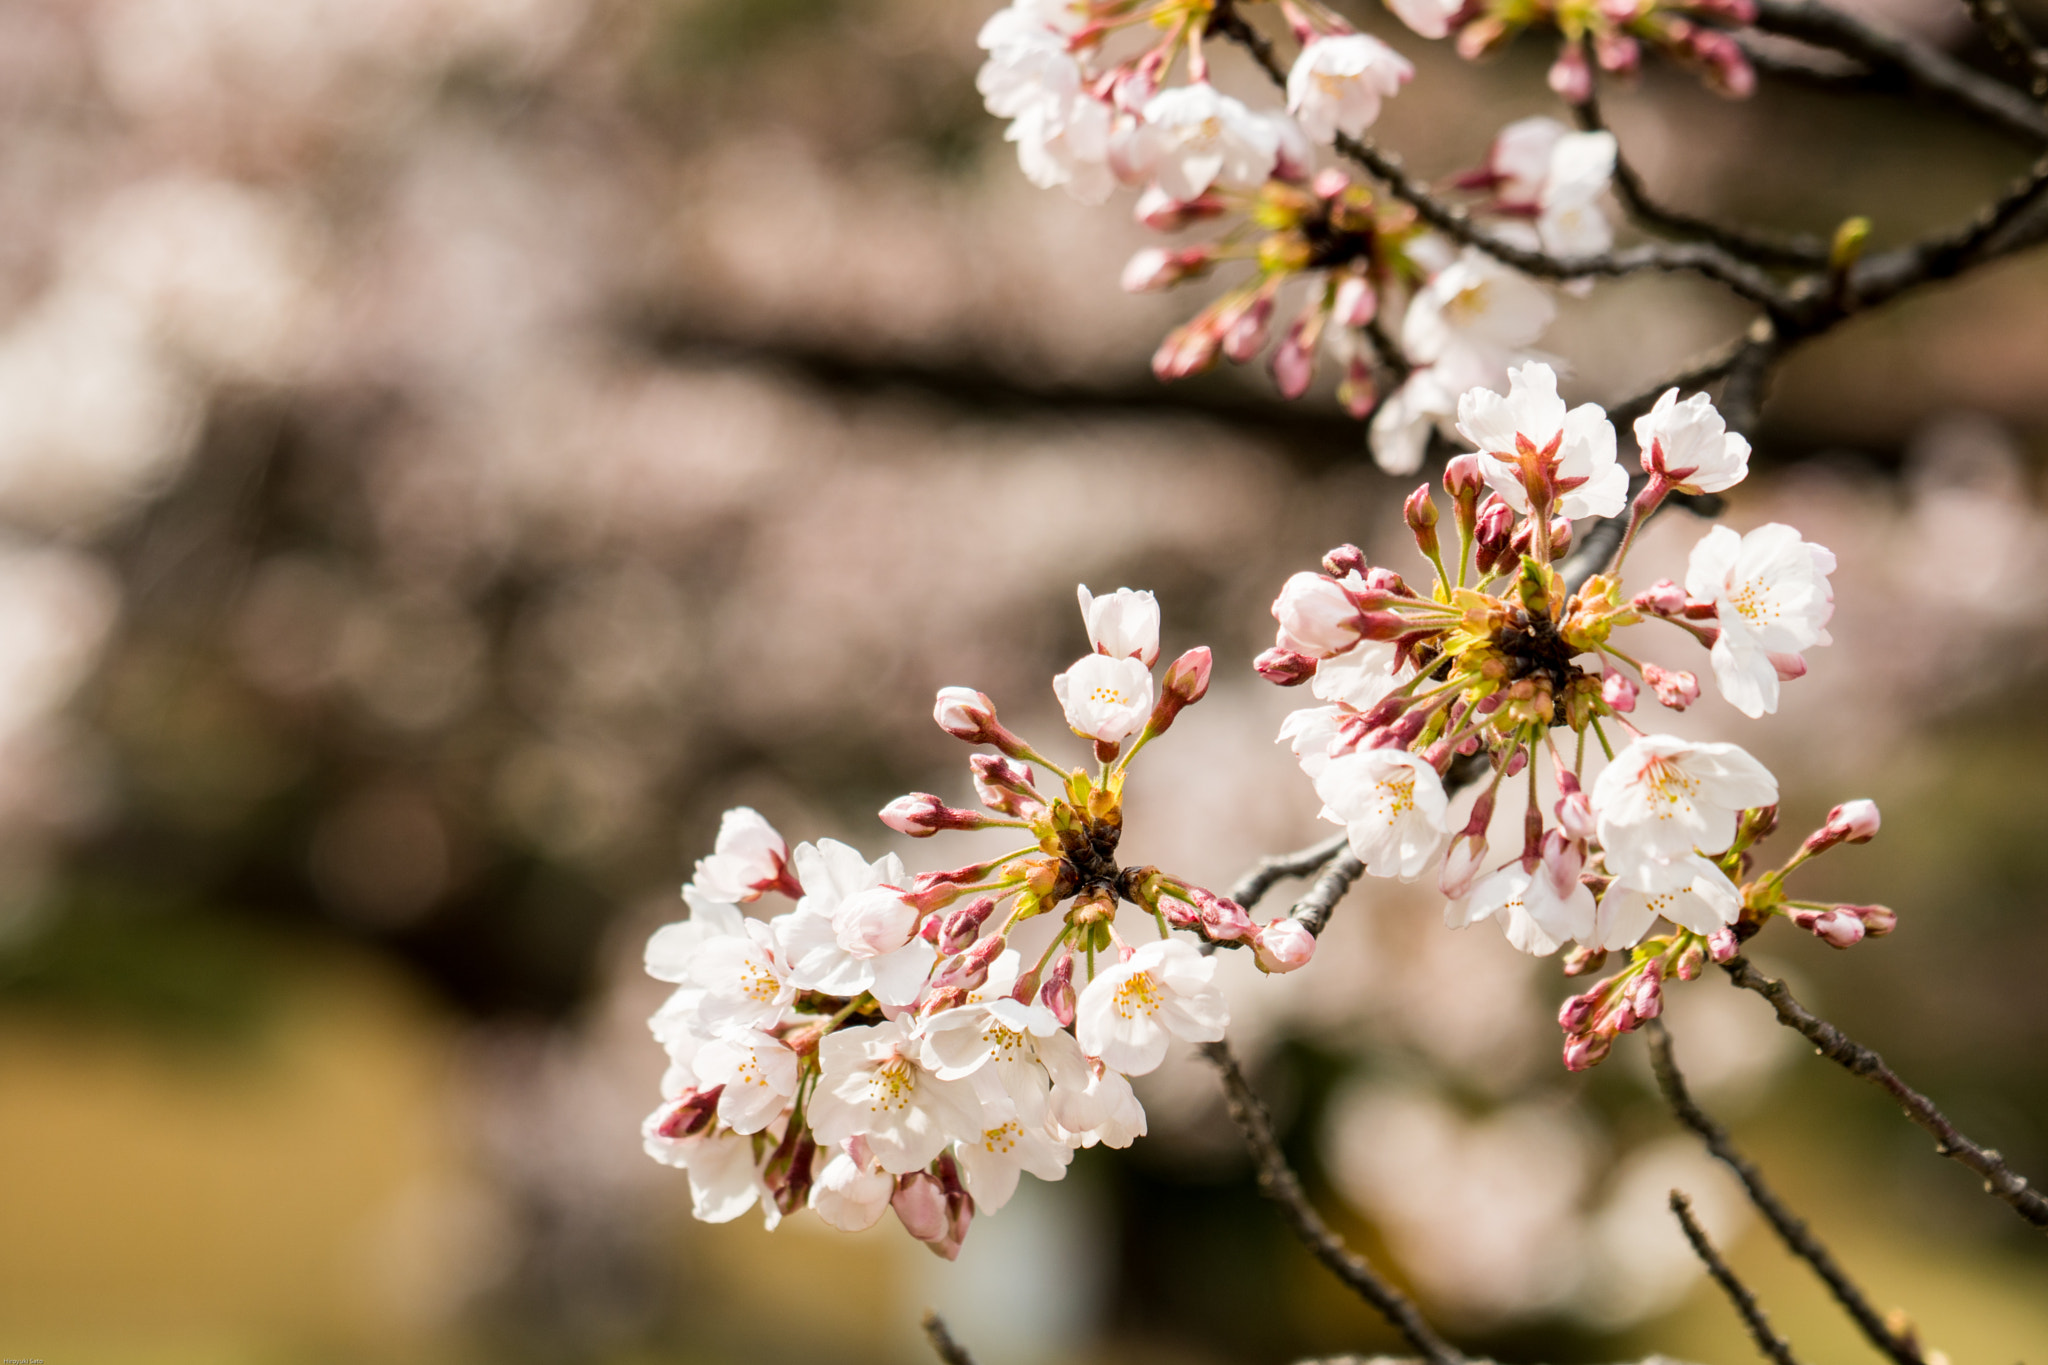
xmin=1439 ymin=833 xmax=1488 ymax=900
xmin=1641 ymin=662 xmax=1700 ymax=711
xmin=938 ymin=896 xmax=997 ymax=955
xmin=1332 ymin=273 xmax=1378 ymax=327
xmin=1707 ymin=925 xmax=1739 ymax=962
xmin=1848 ymin=903 xmax=1896 ymax=936
xmin=880 ymin=792 xmax=995 ymax=838
xmin=1337 ymin=356 xmax=1378 ymax=419
xmin=1791 ymin=906 xmax=1866 ymax=949
xmin=933 ymin=687 xmax=1030 ymax=757
xmin=893 ymin=1172 xmax=949 ymax=1242
xmin=1562 ymin=945 xmax=1607 ymax=977
xmin=1134 ymin=184 xmax=1227 ymax=232
xmin=1504 ymin=746 xmax=1529 ymax=778
xmin=1270 ymin=316 xmax=1319 ymax=399
xmin=1255 ymin=646 xmax=1319 ymax=686
xmin=1222 ymin=290 xmax=1278 ymax=363
xmin=1601 ymin=668 xmax=1637 ymax=713
xmin=1323 ymin=544 xmax=1369 ymax=578
xmin=656 ymin=1086 xmax=723 ymax=1140
xmin=1253 ymin=917 xmax=1317 ymax=973
xmin=1147 ymin=646 xmax=1214 ymax=737
xmin=1625 ymin=963 xmax=1664 ymax=1021
xmin=1632 ymin=579 xmax=1687 ymax=615
xmin=930 ymin=933 xmax=1008 ymax=992
xmin=1558 ymin=989 xmax=1601 ymax=1033
xmin=970 ymin=754 xmax=1041 ymax=819
xmin=1444 ymin=453 xmax=1487 ymax=503
xmin=1673 ymin=940 xmax=1707 ymax=981
xmin=1474 ymin=495 xmax=1515 ymax=574
xmin=1404 ymin=484 xmax=1441 ymax=559
xmin=1562 ymin=1033 xmax=1612 ymax=1071
xmin=1188 ymin=886 xmax=1257 ymax=943
xmin=1122 ymin=245 xmax=1212 ymax=293
xmin=1040 ymin=948 xmax=1077 ymax=1026
xmin=1547 ymin=40 xmax=1593 ymax=103
xmin=1804 ymin=798 xmax=1880 ymax=854
xmin=1594 ymin=28 xmax=1641 ymax=73
xmin=1152 ymin=318 xmax=1223 ymax=381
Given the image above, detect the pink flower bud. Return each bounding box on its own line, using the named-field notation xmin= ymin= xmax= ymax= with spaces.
xmin=1254 ymin=646 xmax=1319 ymax=686
xmin=1040 ymin=948 xmax=1076 ymax=1026
xmin=1222 ymin=291 xmax=1277 ymax=363
xmin=1633 ymin=579 xmax=1687 ymax=614
xmin=1474 ymin=495 xmax=1515 ymax=574
xmin=1311 ymin=167 xmax=1350 ymax=199
xmin=1123 ymin=246 xmax=1209 ymax=293
xmin=970 ymin=754 xmax=1041 ymax=819
xmin=1166 ymin=646 xmax=1212 ymax=705
xmin=1601 ymin=668 xmax=1638 ymax=713
xmin=1439 ymin=834 xmax=1487 ymax=899
xmin=934 ymin=687 xmax=1030 ymax=757
xmin=1849 ymin=903 xmax=1897 ymax=936
xmin=1562 ymin=1033 xmax=1612 ymax=1071
xmin=1323 ymin=544 xmax=1369 ymax=578
xmin=1253 ymin=917 xmax=1317 ymax=973
xmin=1673 ymin=941 xmax=1707 ymax=981
xmin=1541 ymin=830 xmax=1586 ymax=902
xmin=1554 ymin=772 xmax=1597 ymax=841
xmin=1272 ymin=571 xmax=1365 ymax=657
xmin=1504 ymin=746 xmax=1529 ymax=778
xmin=1641 ymin=662 xmax=1700 ymax=710
xmin=1804 ymin=799 xmax=1880 ymax=854
xmin=880 ymin=793 xmax=991 ymax=837
xmin=1547 ymin=41 xmax=1593 ymax=103
xmin=937 ymin=896 xmax=996 ymax=955
xmin=1188 ymin=886 xmax=1257 ymax=943
xmin=893 ymin=1172 xmax=949 ymax=1242
xmin=655 ymin=1086 xmax=723 ymax=1139
xmin=930 ymin=933 xmax=1009 ymax=992
xmin=1626 ymin=963 xmax=1664 ymax=1022
xmin=1562 ymin=945 xmax=1607 ymax=977
xmin=1594 ymin=29 xmax=1641 ymax=73
xmin=1558 ymin=990 xmax=1600 ymax=1034
xmin=1337 ymin=356 xmax=1378 ymax=419
xmin=1444 ymin=453 xmax=1488 ymax=502
xmin=1332 ymin=274 xmax=1378 ymax=327
xmin=1405 ymin=482 xmax=1440 ymax=538
xmin=1707 ymin=926 xmax=1739 ymax=962
xmin=1152 ymin=319 xmax=1222 ymax=381
xmin=1270 ymin=318 xmax=1318 ymax=399
xmin=1134 ymin=184 xmax=1229 ymax=232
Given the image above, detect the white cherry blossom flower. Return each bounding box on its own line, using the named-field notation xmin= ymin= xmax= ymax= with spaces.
xmin=976 ymin=10 xmax=1082 ymax=122
xmin=1074 ymin=937 xmax=1228 ymax=1075
xmin=1482 ymin=118 xmax=1617 ymax=257
xmin=920 ymin=994 xmax=1081 ymax=1128
xmin=809 ymin=1140 xmax=896 ymax=1232
xmin=1593 ymin=854 xmax=1742 ymax=950
xmin=1142 ymin=84 xmax=1280 ymax=202
xmin=1312 ymin=637 xmax=1412 ymax=710
xmin=642 ymin=1095 xmax=770 ymax=1225
xmin=1401 ymin=248 xmax=1554 ymax=364
xmin=1051 ymin=1060 xmax=1148 ymax=1148
xmin=1685 ymin=523 xmax=1837 ymax=718
xmin=1273 ymin=570 xmax=1367 ymax=658
xmin=1009 ymin=95 xmax=1119 ymax=205
xmin=645 ymin=884 xmax=743 ymax=986
xmin=953 ymin=1100 xmax=1074 ymax=1211
xmin=1077 ymin=583 xmax=1161 ymax=665
xmin=1454 ymin=360 xmax=1626 ymax=519
xmin=690 ymin=807 xmax=791 ymax=903
xmin=809 ymin=1019 xmax=988 ymax=1175
xmin=1634 ymin=388 xmax=1751 ymax=494
xmin=1449 ymin=861 xmax=1596 ymax=956
xmin=1592 ymin=734 xmax=1778 ymax=880
xmin=1053 ymin=652 xmax=1155 ymax=744
xmin=1386 ymin=0 xmax=1462 ymax=38
xmin=1278 ymin=703 xmax=1345 ymax=780
xmin=686 ymin=917 xmax=798 ymax=1032
xmin=777 ymin=840 xmax=937 ymax=1007
xmin=693 ymin=1026 xmax=801 ymax=1135
xmin=1287 ymin=34 xmax=1413 ymax=144
xmin=1313 ymin=747 xmax=1452 ymax=880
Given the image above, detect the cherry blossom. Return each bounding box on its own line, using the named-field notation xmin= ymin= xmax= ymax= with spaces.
xmin=809 ymin=1019 xmax=988 ymax=1175
xmin=1452 ymin=861 xmax=1596 ymax=956
xmin=1591 ymin=734 xmax=1778 ymax=880
xmin=693 ymin=1027 xmax=802 ymax=1135
xmin=920 ymin=994 xmax=1087 ymax=1128
xmin=1592 ymin=855 xmax=1743 ymax=950
xmin=777 ymin=839 xmax=937 ymax=1007
xmin=1314 ymin=747 xmax=1453 ymax=880
xmin=1455 ymin=361 xmax=1628 ymax=520
xmin=1684 ymin=523 xmax=1836 ymax=718
xmin=1052 ymin=651 xmax=1155 ymax=743
xmin=690 ymin=806 xmax=793 ymax=903
xmin=1077 ymin=583 xmax=1161 ymax=665
xmin=1287 ymin=34 xmax=1414 ymax=144
xmin=809 ymin=1140 xmax=896 ymax=1232
xmin=952 ymin=1101 xmax=1074 ymax=1211
xmin=1074 ymin=938 xmax=1228 ymax=1075
xmin=1634 ymin=388 xmax=1752 ymax=494
xmin=1141 ymin=84 xmax=1282 ymax=202
xmin=1385 ymin=0 xmax=1462 ymax=39
xmin=1476 ymin=117 xmax=1618 ymax=257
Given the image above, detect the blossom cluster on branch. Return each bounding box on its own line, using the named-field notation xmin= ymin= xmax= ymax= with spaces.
xmin=641 ymin=590 xmax=1314 ymax=1255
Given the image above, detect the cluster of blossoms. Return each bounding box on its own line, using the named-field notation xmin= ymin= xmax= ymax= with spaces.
xmin=644 ymin=588 xmax=1312 ymax=1253
xmin=1257 ymin=359 xmax=1880 ymax=1067
xmin=974 ymin=0 xmax=1758 ymax=475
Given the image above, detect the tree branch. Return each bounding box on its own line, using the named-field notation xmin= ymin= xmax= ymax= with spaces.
xmin=1569 ymin=89 xmax=1831 ymax=268
xmin=921 ymin=1310 xmax=977 ymax=1365
xmin=1229 ymin=832 xmax=1351 ymax=911
xmin=1721 ymin=955 xmax=2048 ymax=1230
xmin=1962 ymin=0 xmax=2048 ymax=99
xmin=1670 ymin=1190 xmax=1807 ymax=1365
xmin=1749 ymin=0 xmax=2048 ymax=141
xmin=1201 ymin=1039 xmax=1467 ymax=1365
xmin=1847 ymin=149 xmax=2048 ymax=309
xmin=1646 ymin=1021 xmax=1926 ymax=1365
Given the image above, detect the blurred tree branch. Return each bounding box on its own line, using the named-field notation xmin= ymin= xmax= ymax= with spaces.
xmin=1670 ymin=1189 xmax=1808 ymax=1365
xmin=921 ymin=1310 xmax=978 ymax=1365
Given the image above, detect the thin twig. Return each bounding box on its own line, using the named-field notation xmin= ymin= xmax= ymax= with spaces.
xmin=1670 ymin=1190 xmax=1807 ymax=1365
xmin=1229 ymin=832 xmax=1350 ymax=911
xmin=1202 ymin=1039 xmax=1467 ymax=1365
xmin=1206 ymin=0 xmax=1791 ymax=311
xmin=1750 ymin=0 xmax=2048 ymax=141
xmin=1291 ymin=850 xmax=1366 ymax=936
xmin=1646 ymin=1021 xmax=1926 ymax=1365
xmin=1722 ymin=955 xmax=2048 ymax=1230
xmin=1962 ymin=0 xmax=2048 ymax=99
xmin=1570 ymin=89 xmax=1830 ymax=268
xmin=1849 ymin=150 xmax=2048 ymax=309
xmin=921 ymin=1310 xmax=977 ymax=1365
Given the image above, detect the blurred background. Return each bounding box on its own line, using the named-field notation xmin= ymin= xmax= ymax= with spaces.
xmin=0 ymin=0 xmax=2044 ymax=1361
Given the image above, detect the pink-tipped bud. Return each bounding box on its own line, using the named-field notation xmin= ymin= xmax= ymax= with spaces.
xmin=1253 ymin=917 xmax=1317 ymax=973
xmin=1594 ymin=28 xmax=1641 ymax=73
xmin=880 ymin=793 xmax=993 ymax=837
xmin=1332 ymin=274 xmax=1378 ymax=328
xmin=1188 ymin=886 xmax=1257 ymax=944
xmin=1152 ymin=319 xmax=1223 ymax=382
xmin=1540 ymin=830 xmax=1586 ymax=902
xmin=1804 ymin=799 xmax=1880 ymax=855
xmin=1222 ymin=292 xmax=1278 ymax=364
xmin=1255 ymin=646 xmax=1319 ymax=686
xmin=930 ymin=933 xmax=1009 ymax=992
xmin=1562 ymin=1033 xmax=1612 ymax=1071
xmin=937 ymin=896 xmax=997 ymax=955
xmin=1641 ymin=662 xmax=1700 ymax=711
xmin=1337 ymin=356 xmax=1378 ymax=419
xmin=1444 ymin=453 xmax=1488 ymax=502
xmin=1791 ymin=906 xmax=1866 ymax=949
xmin=1601 ymin=668 xmax=1638 ymax=713
xmin=1625 ymin=963 xmax=1665 ymax=1022
xmin=1707 ymin=925 xmax=1739 ymax=962
xmin=934 ymin=687 xmax=1029 ymax=757
xmin=1404 ymin=484 xmax=1441 ymax=558
xmin=1165 ymin=645 xmax=1213 ymax=704
xmin=656 ymin=1085 xmax=723 ymax=1139
xmin=893 ymin=1172 xmax=949 ymax=1242
xmin=1474 ymin=495 xmax=1515 ymax=574
xmin=1558 ymin=989 xmax=1600 ymax=1034
xmin=1439 ymin=834 xmax=1487 ymax=900
xmin=1510 ymin=516 xmax=1573 ymax=560
xmin=1504 ymin=746 xmax=1529 ymax=778
xmin=1554 ymin=772 xmax=1597 ymax=841
xmin=970 ymin=754 xmax=1041 ymax=819
xmin=1323 ymin=544 xmax=1369 ymax=578
xmin=1134 ymin=184 xmax=1228 ymax=232
xmin=1040 ymin=948 xmax=1077 ymax=1026
xmin=1547 ymin=41 xmax=1593 ymax=103
xmin=1633 ymin=579 xmax=1687 ymax=615
xmin=1270 ymin=318 xmax=1318 ymax=399
xmin=1673 ymin=940 xmax=1707 ymax=981
xmin=1562 ymin=945 xmax=1607 ymax=977
xmin=1122 ymin=245 xmax=1211 ymax=293
xmin=1311 ymin=167 xmax=1351 ymax=199
xmin=1690 ymin=26 xmax=1756 ymax=97
xmin=1849 ymin=903 xmax=1896 ymax=936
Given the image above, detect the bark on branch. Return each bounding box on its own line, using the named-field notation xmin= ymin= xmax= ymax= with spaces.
xmin=1721 ymin=955 xmax=2048 ymax=1230
xmin=921 ymin=1310 xmax=978 ymax=1365
xmin=1670 ymin=1190 xmax=1807 ymax=1365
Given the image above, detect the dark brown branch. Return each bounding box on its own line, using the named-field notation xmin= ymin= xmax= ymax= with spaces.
xmin=1962 ymin=0 xmax=2048 ymax=99
xmin=1229 ymin=832 xmax=1350 ymax=911
xmin=1646 ymin=1021 xmax=1926 ymax=1365
xmin=1848 ymin=150 xmax=2048 ymax=309
xmin=1206 ymin=0 xmax=1792 ymax=312
xmin=921 ymin=1310 xmax=977 ymax=1365
xmin=1201 ymin=1039 xmax=1467 ymax=1365
xmin=1290 ymin=850 xmax=1366 ymax=936
xmin=1721 ymin=955 xmax=2048 ymax=1230
xmin=1569 ymin=90 xmax=1830 ymax=268
xmin=1670 ymin=1190 xmax=1807 ymax=1365
xmin=1749 ymin=0 xmax=2048 ymax=141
